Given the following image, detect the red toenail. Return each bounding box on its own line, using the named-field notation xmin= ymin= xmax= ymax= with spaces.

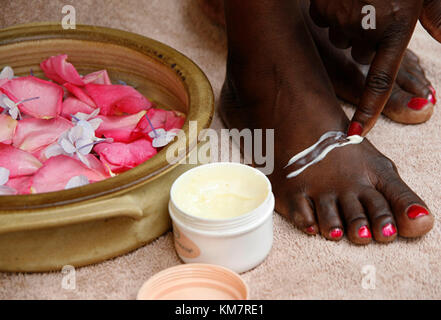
xmin=382 ymin=223 xmax=397 ymax=237
xmin=408 ymin=97 xmax=429 ymax=110
xmin=429 ymin=86 xmax=437 ymax=105
xmin=347 ymin=121 xmax=363 ymax=136
xmin=306 ymin=226 xmax=315 ymax=233
xmin=330 ymin=228 xmax=343 ymax=238
xmin=407 ymin=205 xmax=429 ymax=219
xmin=358 ymin=226 xmax=371 ymax=238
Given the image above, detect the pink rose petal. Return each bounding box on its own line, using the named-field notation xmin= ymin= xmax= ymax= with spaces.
xmin=0 ymin=114 xmax=18 ymax=144
xmin=94 ymin=139 xmax=157 ymax=173
xmin=83 ymin=70 xmax=112 ymax=85
xmin=64 ymin=83 xmax=96 ymax=108
xmin=84 ymin=84 xmax=152 ymax=115
xmin=0 ymin=79 xmax=9 ymax=87
xmin=40 ymin=54 xmax=84 ymax=86
xmin=0 ymin=76 xmax=63 ymax=119
xmin=84 ymin=154 xmax=112 ymax=178
xmin=6 ymin=175 xmax=33 ymax=195
xmin=31 ymin=155 xmax=108 ymax=193
xmin=96 ymin=110 xmax=146 ymax=142
xmin=13 ymin=117 xmax=73 ymax=153
xmin=0 ymin=143 xmax=42 ymax=178
xmin=61 ymin=97 xmax=96 ymax=120
xmin=135 ymin=108 xmax=186 ymax=136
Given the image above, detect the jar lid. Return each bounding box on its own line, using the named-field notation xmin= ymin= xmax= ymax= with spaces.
xmin=137 ymin=263 xmax=249 ymax=300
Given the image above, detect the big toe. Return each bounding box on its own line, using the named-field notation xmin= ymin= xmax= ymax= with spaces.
xmin=383 ymin=85 xmax=435 ymax=124
xmin=383 ymin=50 xmax=437 ymax=124
xmin=376 ymin=160 xmax=434 ymax=238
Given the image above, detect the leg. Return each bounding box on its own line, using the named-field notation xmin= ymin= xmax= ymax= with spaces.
xmin=299 ymin=0 xmax=436 ymax=124
xmin=221 ymin=0 xmax=434 ymax=244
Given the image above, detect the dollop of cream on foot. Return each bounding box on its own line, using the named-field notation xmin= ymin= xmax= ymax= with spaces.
xmin=285 ymin=131 xmax=364 ymax=179
xmin=172 ymin=164 xmax=270 ymax=219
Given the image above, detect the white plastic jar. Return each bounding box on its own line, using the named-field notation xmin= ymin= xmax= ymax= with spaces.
xmin=169 ymin=162 xmax=274 ymax=273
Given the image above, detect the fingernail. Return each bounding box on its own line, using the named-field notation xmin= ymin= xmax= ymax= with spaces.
xmin=358 ymin=225 xmax=372 ymax=238
xmin=408 ymin=97 xmax=429 ymax=110
xmin=382 ymin=223 xmax=397 ymax=237
xmin=347 ymin=121 xmax=363 ymax=136
xmin=306 ymin=226 xmax=315 ymax=234
xmin=429 ymin=86 xmax=437 ymax=105
xmin=330 ymin=228 xmax=343 ymax=238
xmin=407 ymin=204 xmax=429 ymax=219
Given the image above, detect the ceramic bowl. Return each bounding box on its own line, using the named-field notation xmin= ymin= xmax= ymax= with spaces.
xmin=0 ymin=23 xmax=214 ymax=272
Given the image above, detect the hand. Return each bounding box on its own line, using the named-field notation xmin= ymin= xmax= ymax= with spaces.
xmin=310 ymin=0 xmax=424 ymax=136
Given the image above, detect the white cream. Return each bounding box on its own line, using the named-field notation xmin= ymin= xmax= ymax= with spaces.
xmin=285 ymin=131 xmax=363 ymax=179
xmin=171 ymin=164 xmax=270 ymax=220
xmin=169 ymin=162 xmax=275 ymax=273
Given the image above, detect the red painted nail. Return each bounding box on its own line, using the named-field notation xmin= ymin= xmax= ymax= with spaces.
xmin=347 ymin=121 xmax=363 ymax=136
xmin=429 ymin=86 xmax=437 ymax=105
xmin=306 ymin=226 xmax=315 ymax=234
xmin=382 ymin=223 xmax=397 ymax=237
xmin=408 ymin=97 xmax=429 ymax=110
xmin=330 ymin=228 xmax=343 ymax=238
xmin=407 ymin=205 xmax=429 ymax=219
xmin=358 ymin=226 xmax=372 ymax=238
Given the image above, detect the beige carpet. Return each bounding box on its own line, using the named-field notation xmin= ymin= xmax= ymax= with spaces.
xmin=1 ymin=0 xmax=440 ymax=300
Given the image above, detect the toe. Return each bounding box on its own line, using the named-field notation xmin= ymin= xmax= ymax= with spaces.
xmin=396 ymin=66 xmax=431 ymax=99
xmin=314 ymin=195 xmax=344 ymax=241
xmin=376 ymin=166 xmax=434 ymax=238
xmin=339 ymin=192 xmax=372 ymax=245
xmin=382 ymin=85 xmax=434 ymax=124
xmin=288 ymin=194 xmax=319 ymax=235
xmin=359 ymin=188 xmax=397 ymax=243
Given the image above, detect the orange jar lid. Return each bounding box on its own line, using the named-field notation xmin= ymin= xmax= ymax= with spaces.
xmin=137 ymin=263 xmax=249 ymax=300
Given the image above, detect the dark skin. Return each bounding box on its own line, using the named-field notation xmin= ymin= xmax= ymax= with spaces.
xmin=300 ymin=1 xmax=437 ymax=125
xmin=309 ymin=0 xmax=441 ymax=135
xmin=199 ymin=0 xmax=437 ymax=125
xmin=221 ymin=0 xmax=434 ymax=244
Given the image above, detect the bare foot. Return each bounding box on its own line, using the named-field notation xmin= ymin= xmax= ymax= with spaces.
xmin=220 ymin=0 xmax=434 ymax=244
xmin=201 ymin=0 xmax=437 ymax=124
xmin=299 ymin=1 xmax=437 ymax=124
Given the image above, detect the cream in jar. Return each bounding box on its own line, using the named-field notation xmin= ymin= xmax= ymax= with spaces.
xmin=169 ymin=162 xmax=274 ymax=273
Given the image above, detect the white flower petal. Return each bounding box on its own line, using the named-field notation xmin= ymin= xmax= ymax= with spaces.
xmin=0 ymin=185 xmax=17 ymax=195
xmin=148 ymin=131 xmax=156 ymax=139
xmin=77 ymin=152 xmax=90 ymax=167
xmin=60 ymin=137 xmax=77 ymax=154
xmin=152 ymin=137 xmax=169 ymax=148
xmin=68 ymin=125 xmax=84 ymax=143
xmin=88 ymin=118 xmax=103 ymax=131
xmin=76 ymin=138 xmax=94 ymax=155
xmin=3 ymin=96 xmax=16 ymax=109
xmin=73 ymin=112 xmax=90 ymax=121
xmin=0 ymin=66 xmax=14 ymax=80
xmin=0 ymin=167 xmax=10 ymax=186
xmin=8 ymin=106 xmax=19 ymax=120
xmin=65 ymin=175 xmax=89 ymax=190
xmin=44 ymin=143 xmax=66 ymax=159
xmin=89 ymin=108 xmax=101 ymax=119
xmin=77 ymin=120 xmax=95 ymax=139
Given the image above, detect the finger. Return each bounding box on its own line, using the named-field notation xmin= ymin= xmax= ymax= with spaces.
xmin=348 ymin=25 xmax=414 ymax=136
xmin=420 ymin=0 xmax=441 ymax=42
xmin=309 ymin=0 xmax=329 ymax=28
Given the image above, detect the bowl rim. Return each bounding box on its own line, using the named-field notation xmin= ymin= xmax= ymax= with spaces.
xmin=0 ymin=22 xmax=214 ymax=210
